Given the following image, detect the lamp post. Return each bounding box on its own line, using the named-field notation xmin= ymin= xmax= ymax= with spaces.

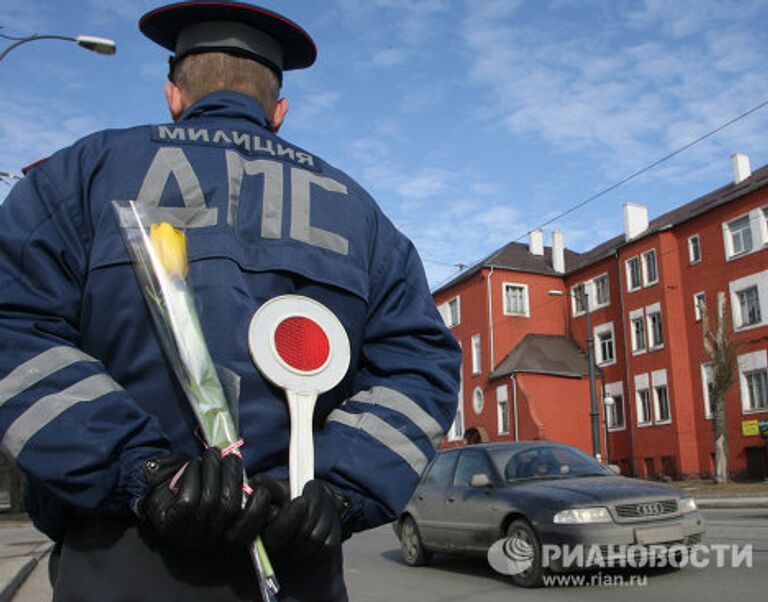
xmin=0 ymin=33 xmax=116 ymax=62
xmin=549 ymin=288 xmax=601 ymax=461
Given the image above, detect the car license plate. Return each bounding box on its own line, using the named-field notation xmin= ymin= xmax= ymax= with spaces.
xmin=635 ymin=524 xmax=684 ymax=544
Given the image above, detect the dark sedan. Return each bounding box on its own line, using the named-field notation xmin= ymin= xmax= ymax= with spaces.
xmin=394 ymin=442 xmax=705 ymax=587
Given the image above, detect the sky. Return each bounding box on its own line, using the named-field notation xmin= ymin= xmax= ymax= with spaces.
xmin=1 ymin=0 xmax=767 ymax=289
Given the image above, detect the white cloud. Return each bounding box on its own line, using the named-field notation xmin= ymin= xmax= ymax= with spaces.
xmin=461 ymin=0 xmax=768 ymax=173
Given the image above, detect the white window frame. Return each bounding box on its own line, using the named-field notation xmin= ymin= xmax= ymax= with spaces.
xmin=604 ymin=381 xmax=626 ymax=431
xmin=629 ymin=308 xmax=646 ymax=355
xmin=729 ymin=270 xmax=768 ymax=332
xmin=642 ymin=249 xmax=658 ymax=286
xmin=635 ymin=373 xmax=652 ymax=426
xmin=701 ymin=363 xmax=715 ymax=420
xmin=688 ymin=234 xmax=702 ymax=264
xmin=693 ymin=292 xmax=706 ymax=322
xmin=738 ymin=350 xmax=768 ymax=414
xmin=626 ymin=256 xmax=642 ymax=292
xmin=448 ymin=380 xmax=464 ymax=441
xmin=472 ymin=386 xmax=485 ymax=415
xmin=571 ymin=282 xmax=588 ymax=316
xmin=646 ymin=302 xmax=664 ymax=350
xmin=651 ymin=369 xmax=671 ymax=425
xmin=471 ymin=334 xmax=482 ymax=375
xmin=439 ymin=296 xmax=461 ymax=328
xmin=496 ymin=385 xmax=510 ymax=435
xmin=502 ymin=282 xmax=530 ymax=317
xmin=723 ymin=209 xmax=768 ymax=260
xmin=593 ymin=273 xmax=610 ymax=308
xmin=594 ymin=322 xmax=616 ymax=367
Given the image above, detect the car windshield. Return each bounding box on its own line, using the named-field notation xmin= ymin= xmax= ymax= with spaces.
xmin=488 ymin=445 xmax=613 ymax=481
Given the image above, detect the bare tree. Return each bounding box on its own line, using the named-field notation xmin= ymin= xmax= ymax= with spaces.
xmin=701 ymin=292 xmax=737 ymax=484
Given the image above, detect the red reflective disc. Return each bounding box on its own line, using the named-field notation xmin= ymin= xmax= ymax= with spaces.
xmin=274 ymin=316 xmax=330 ymax=372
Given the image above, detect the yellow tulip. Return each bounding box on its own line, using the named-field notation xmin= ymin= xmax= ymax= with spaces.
xmin=150 ymin=222 xmax=188 ymax=279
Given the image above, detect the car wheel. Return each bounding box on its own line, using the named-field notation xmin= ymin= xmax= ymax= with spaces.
xmin=399 ymin=515 xmax=432 ymax=567
xmin=504 ymin=519 xmax=545 ymax=587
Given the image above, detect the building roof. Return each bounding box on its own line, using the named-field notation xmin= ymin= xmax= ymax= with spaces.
xmin=569 ymin=163 xmax=768 ymax=271
xmin=433 ymin=241 xmax=584 ymax=294
xmin=488 ymin=333 xmax=592 ymax=380
xmin=434 ymin=163 xmax=768 ymax=294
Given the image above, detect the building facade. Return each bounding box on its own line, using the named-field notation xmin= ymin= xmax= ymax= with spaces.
xmin=434 ymin=154 xmax=768 ymax=480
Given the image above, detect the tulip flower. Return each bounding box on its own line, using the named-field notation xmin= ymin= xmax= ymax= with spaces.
xmin=149 ymin=222 xmax=188 ymax=279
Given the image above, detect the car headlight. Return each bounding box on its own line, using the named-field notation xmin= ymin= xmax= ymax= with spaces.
xmin=679 ymin=497 xmax=697 ymax=514
xmin=553 ymin=507 xmax=612 ymax=524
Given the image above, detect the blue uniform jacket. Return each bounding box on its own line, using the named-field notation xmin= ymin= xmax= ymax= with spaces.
xmin=0 ymin=91 xmax=460 ymax=540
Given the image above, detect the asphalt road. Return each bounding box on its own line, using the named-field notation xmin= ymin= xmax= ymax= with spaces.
xmin=9 ymin=508 xmax=768 ymax=600
xmin=344 ymin=508 xmax=768 ymax=602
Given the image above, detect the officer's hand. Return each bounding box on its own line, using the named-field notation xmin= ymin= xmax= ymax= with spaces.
xmin=255 ymin=478 xmax=346 ymax=564
xmin=138 ymin=448 xmax=271 ymax=551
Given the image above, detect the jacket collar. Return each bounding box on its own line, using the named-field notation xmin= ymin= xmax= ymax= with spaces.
xmin=178 ymin=90 xmax=272 ymax=130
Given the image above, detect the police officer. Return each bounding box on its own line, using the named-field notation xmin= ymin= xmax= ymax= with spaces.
xmin=0 ymin=2 xmax=460 ymax=601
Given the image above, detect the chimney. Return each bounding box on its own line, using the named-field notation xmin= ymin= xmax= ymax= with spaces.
xmin=529 ymin=229 xmax=544 ymax=256
xmin=731 ymin=152 xmax=751 ymax=184
xmin=624 ymin=203 xmax=648 ymax=241
xmin=551 ymin=229 xmax=565 ymax=273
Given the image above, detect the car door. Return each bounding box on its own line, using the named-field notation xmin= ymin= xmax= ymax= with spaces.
xmin=409 ymin=451 xmax=458 ymax=548
xmin=441 ymin=449 xmax=505 ymax=552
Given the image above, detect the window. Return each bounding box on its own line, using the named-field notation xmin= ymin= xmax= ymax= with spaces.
xmin=503 ymin=283 xmax=529 ymax=316
xmin=626 ymin=256 xmax=642 ymax=291
xmin=440 ymin=296 xmax=460 ymax=327
xmin=454 ymin=451 xmax=494 ymax=487
xmin=572 ymin=283 xmax=587 ymax=315
xmin=738 ymin=351 xmax=768 ymax=414
xmin=701 ymin=363 xmax=715 ymax=419
xmin=647 ymin=306 xmax=664 ymax=349
xmin=594 ymin=322 xmax=616 ymax=366
xmin=642 ymin=249 xmax=658 ymax=285
xmin=630 ymin=313 xmax=646 ymax=354
xmin=694 ymin=292 xmax=706 ymax=322
xmin=636 ymin=388 xmax=652 ymax=426
xmin=736 ymin=286 xmax=761 ymax=327
xmin=651 ymin=370 xmax=671 ymax=425
xmin=604 ymin=382 xmax=625 ymax=431
xmin=654 ymin=385 xmax=671 ymax=423
xmin=594 ymin=274 xmax=610 ymax=307
xmin=448 ymin=389 xmax=464 ymax=441
xmin=727 ymin=215 xmax=753 ymax=256
xmin=423 ymin=452 xmax=458 ymax=486
xmin=745 ymin=369 xmax=768 ymax=412
xmin=472 ymin=387 xmax=485 ymax=415
xmin=688 ymin=235 xmax=701 ymax=264
xmin=730 ymin=271 xmax=767 ymax=330
xmin=497 ymin=385 xmax=510 ymax=435
xmin=471 ymin=334 xmax=481 ymax=375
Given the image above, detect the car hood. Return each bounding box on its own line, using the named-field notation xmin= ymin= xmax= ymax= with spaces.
xmin=507 ymin=475 xmax=685 ymax=505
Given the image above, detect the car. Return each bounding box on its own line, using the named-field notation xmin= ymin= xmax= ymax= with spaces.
xmin=394 ymin=442 xmax=705 ymax=587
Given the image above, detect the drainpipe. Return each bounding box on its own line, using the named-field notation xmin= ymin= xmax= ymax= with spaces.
xmin=487 ymin=266 xmax=495 ymax=370
xmin=511 ymin=372 xmax=519 ymax=441
xmin=616 ymin=250 xmax=637 ymax=476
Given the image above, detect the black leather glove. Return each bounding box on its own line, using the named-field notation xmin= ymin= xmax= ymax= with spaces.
xmin=255 ymin=477 xmax=348 ymax=564
xmin=138 ymin=448 xmax=271 ymax=551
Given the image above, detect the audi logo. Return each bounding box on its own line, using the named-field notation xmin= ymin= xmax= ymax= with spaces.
xmin=637 ymin=502 xmax=665 ymax=516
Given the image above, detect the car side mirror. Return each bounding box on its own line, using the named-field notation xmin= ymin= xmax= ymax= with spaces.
xmin=607 ymin=464 xmax=621 ymax=475
xmin=470 ymin=473 xmax=492 ymax=488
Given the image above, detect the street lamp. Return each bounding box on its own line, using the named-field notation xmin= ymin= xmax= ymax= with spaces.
xmin=0 ymin=32 xmax=116 ymax=62
xmin=549 ymin=288 xmax=601 ymax=460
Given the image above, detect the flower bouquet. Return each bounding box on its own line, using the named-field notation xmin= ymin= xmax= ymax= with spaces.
xmin=113 ymin=200 xmax=278 ymax=601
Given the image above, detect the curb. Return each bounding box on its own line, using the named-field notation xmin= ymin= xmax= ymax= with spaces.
xmin=0 ymin=543 xmax=52 ymax=602
xmin=695 ymin=496 xmax=768 ymax=509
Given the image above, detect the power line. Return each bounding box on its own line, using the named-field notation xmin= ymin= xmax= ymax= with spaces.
xmin=430 ymin=97 xmax=768 ymax=288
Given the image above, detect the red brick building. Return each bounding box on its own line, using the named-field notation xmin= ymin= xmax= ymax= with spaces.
xmin=434 ymin=154 xmax=768 ymax=480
